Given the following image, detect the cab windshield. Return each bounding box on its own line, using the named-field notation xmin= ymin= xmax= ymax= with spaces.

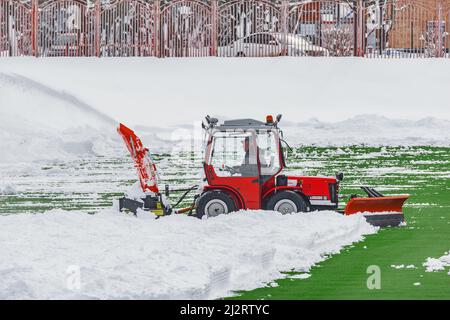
xmin=209 ymin=129 xmax=280 ymax=178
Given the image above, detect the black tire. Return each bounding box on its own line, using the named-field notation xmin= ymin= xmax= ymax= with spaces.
xmin=265 ymin=190 xmax=308 ymax=214
xmin=236 ymin=52 xmax=246 ymax=57
xmin=195 ymin=191 xmax=237 ymax=219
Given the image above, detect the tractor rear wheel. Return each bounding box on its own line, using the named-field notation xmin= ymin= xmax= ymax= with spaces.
xmin=266 ymin=191 xmax=308 ymax=214
xmin=195 ymin=191 xmax=237 ymax=219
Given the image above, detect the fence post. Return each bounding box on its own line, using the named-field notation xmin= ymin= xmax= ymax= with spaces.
xmin=437 ymin=2 xmax=443 ymax=58
xmin=95 ymin=0 xmax=100 ymax=57
xmin=281 ymin=0 xmax=288 ymax=56
xmin=355 ymin=0 xmax=365 ymax=57
xmin=31 ymin=0 xmax=38 ymax=57
xmin=154 ymin=0 xmax=160 ymax=57
xmin=211 ymin=0 xmax=218 ymax=56
xmin=0 ymin=1 xmax=2 ymax=56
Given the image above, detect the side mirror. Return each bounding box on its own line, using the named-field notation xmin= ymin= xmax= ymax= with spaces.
xmin=276 ymin=114 xmax=282 ymax=123
xmin=205 ymin=115 xmax=218 ymax=127
xmin=336 ymin=172 xmax=344 ymax=182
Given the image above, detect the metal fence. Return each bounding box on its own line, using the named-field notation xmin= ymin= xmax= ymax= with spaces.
xmin=1 ymin=0 xmax=449 ymax=58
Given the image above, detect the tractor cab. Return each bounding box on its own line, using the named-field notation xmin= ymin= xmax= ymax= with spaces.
xmin=202 ymin=115 xmax=285 ymax=211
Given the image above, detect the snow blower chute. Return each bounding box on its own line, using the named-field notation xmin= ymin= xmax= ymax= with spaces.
xmin=117 ymin=116 xmax=408 ymax=227
xmin=117 ymin=124 xmax=197 ymax=216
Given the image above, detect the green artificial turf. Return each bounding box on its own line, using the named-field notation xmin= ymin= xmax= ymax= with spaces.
xmin=230 ymin=146 xmax=450 ymax=300
xmin=2 ymin=146 xmax=449 ymax=299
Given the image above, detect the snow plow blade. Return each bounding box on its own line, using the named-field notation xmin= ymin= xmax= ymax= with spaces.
xmin=344 ymin=187 xmax=409 ymax=227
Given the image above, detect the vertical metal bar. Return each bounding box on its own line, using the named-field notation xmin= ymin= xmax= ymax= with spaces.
xmin=7 ymin=1 xmax=11 ymax=56
xmin=437 ymin=3 xmax=443 ymax=58
xmin=101 ymin=2 xmax=105 ymax=56
xmin=1 ymin=0 xmax=4 ymax=56
xmin=132 ymin=1 xmax=135 ymax=56
xmin=17 ymin=1 xmax=20 ymax=56
xmin=211 ymin=0 xmax=217 ymax=56
xmin=9 ymin=0 xmax=12 ymax=56
xmin=149 ymin=1 xmax=152 ymax=56
xmin=395 ymin=1 xmax=399 ymax=59
xmin=411 ymin=3 xmax=415 ymax=58
xmin=39 ymin=3 xmax=42 ymax=57
xmin=0 ymin=0 xmax=3 ymax=57
xmin=1 ymin=0 xmax=3 ymax=56
xmin=280 ymin=0 xmax=288 ymax=56
xmin=445 ymin=6 xmax=450 ymax=58
xmin=95 ymin=0 xmax=100 ymax=57
xmin=154 ymin=0 xmax=160 ymax=57
xmin=356 ymin=0 xmax=364 ymax=57
xmin=41 ymin=2 xmax=44 ymax=57
xmin=107 ymin=1 xmax=110 ymax=56
xmin=120 ymin=1 xmax=124 ymax=56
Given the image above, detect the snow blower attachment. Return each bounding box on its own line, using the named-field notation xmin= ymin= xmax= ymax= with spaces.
xmin=117 ymin=124 xmax=166 ymax=216
xmin=117 ymin=117 xmax=408 ymax=227
xmin=117 ymin=124 xmax=197 ymax=216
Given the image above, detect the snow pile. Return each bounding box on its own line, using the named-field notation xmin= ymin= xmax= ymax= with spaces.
xmin=0 ymin=209 xmax=377 ymax=299
xmin=130 ymin=115 xmax=450 ymax=152
xmin=1 ymin=58 xmax=449 ymax=126
xmin=1 ymin=58 xmax=449 ymax=165
xmin=0 ymin=58 xmax=449 ymax=151
xmin=283 ymin=116 xmax=450 ymax=147
xmin=0 ymin=73 xmax=120 ymax=163
xmin=423 ymin=251 xmax=450 ymax=272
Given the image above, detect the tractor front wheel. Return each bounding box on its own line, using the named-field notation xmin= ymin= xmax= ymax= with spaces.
xmin=195 ymin=191 xmax=237 ymax=219
xmin=266 ymin=191 xmax=308 ymax=214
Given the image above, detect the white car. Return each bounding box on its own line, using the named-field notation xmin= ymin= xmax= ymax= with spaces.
xmin=218 ymin=32 xmax=329 ymax=57
xmin=274 ymin=33 xmax=329 ymax=57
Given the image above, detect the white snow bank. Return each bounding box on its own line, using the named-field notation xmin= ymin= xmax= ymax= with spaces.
xmin=283 ymin=115 xmax=450 ymax=147
xmin=0 ymin=209 xmax=377 ymax=299
xmin=1 ymin=58 xmax=449 ymax=165
xmin=136 ymin=114 xmax=450 ymax=151
xmin=1 ymin=58 xmax=449 ymax=126
xmin=423 ymin=251 xmax=450 ymax=272
xmin=0 ymin=73 xmax=121 ymax=163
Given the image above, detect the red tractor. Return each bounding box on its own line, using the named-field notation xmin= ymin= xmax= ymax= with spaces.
xmin=118 ymin=115 xmax=408 ymax=227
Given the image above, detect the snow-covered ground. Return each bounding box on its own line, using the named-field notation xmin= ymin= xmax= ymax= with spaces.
xmin=0 ymin=209 xmax=376 ymax=299
xmin=0 ymin=57 xmax=448 ymax=299
xmin=1 ymin=57 xmax=449 ymax=126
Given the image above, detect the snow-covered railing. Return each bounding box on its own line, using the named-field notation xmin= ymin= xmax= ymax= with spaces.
xmin=0 ymin=0 xmax=449 ymax=58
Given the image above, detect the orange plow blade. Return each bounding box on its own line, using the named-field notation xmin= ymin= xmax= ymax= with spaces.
xmin=344 ymin=191 xmax=409 ymax=227
xmin=345 ymin=195 xmax=409 ymax=215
